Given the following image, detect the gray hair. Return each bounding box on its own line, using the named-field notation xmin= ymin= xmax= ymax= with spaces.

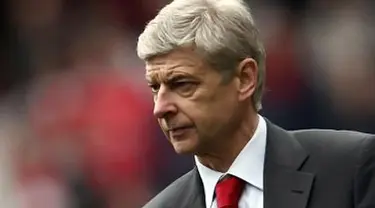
xmin=137 ymin=0 xmax=266 ymax=111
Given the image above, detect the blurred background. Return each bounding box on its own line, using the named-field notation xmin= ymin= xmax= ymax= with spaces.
xmin=0 ymin=0 xmax=374 ymax=207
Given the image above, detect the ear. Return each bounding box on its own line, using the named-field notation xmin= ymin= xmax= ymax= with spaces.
xmin=235 ymin=58 xmax=258 ymax=102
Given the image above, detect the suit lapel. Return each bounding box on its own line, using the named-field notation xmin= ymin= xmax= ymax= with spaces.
xmin=182 ymin=168 xmax=205 ymax=208
xmin=264 ymin=120 xmax=315 ymax=208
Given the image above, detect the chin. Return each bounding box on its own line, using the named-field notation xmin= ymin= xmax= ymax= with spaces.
xmin=171 ymin=140 xmax=197 ymax=155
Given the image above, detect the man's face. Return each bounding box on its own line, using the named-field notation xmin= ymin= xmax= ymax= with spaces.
xmin=145 ymin=48 xmax=241 ymax=154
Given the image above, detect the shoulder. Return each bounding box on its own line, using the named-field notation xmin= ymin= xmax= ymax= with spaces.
xmin=291 ymin=129 xmax=375 ymax=148
xmin=143 ymin=169 xmax=196 ymax=208
xmin=290 ymin=129 xmax=375 ymax=162
xmin=290 ymin=129 xmax=375 ymax=205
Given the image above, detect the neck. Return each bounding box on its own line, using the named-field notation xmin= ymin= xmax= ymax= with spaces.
xmin=196 ymin=110 xmax=259 ymax=172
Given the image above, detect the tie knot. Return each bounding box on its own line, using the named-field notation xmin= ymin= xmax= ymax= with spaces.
xmin=215 ymin=175 xmax=245 ymax=208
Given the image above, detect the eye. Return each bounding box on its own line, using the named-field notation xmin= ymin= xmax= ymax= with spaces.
xmin=148 ymin=84 xmax=160 ymax=93
xmin=171 ymin=81 xmax=197 ymax=95
xmin=174 ymin=81 xmax=191 ymax=88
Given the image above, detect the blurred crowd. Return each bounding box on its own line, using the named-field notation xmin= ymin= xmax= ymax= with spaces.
xmin=0 ymin=0 xmax=374 ymax=207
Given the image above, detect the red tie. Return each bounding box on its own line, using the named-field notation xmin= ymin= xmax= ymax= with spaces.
xmin=215 ymin=175 xmax=245 ymax=208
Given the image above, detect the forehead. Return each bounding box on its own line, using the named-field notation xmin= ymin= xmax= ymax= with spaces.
xmin=145 ymin=49 xmax=206 ymax=80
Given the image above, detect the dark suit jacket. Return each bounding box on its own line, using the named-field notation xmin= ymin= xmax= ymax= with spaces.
xmin=143 ymin=120 xmax=375 ymax=208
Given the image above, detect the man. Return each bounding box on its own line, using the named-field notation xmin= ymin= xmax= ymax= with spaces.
xmin=136 ymin=0 xmax=375 ymax=207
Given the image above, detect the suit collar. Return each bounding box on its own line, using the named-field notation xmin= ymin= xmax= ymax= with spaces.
xmin=183 ymin=167 xmax=205 ymax=208
xmin=264 ymin=119 xmax=309 ymax=169
xmin=264 ymin=119 xmax=315 ymax=208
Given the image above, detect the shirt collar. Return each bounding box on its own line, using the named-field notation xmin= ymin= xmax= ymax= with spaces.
xmin=195 ymin=115 xmax=267 ymax=208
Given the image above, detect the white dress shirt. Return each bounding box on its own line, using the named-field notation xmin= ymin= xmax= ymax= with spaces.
xmin=195 ymin=115 xmax=267 ymax=208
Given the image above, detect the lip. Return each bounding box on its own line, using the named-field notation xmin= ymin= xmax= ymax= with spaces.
xmin=168 ymin=126 xmax=192 ymax=131
xmin=168 ymin=126 xmax=193 ymax=137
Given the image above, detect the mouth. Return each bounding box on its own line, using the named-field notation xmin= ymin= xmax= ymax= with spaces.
xmin=167 ymin=124 xmax=194 ymax=131
xmin=168 ymin=126 xmax=190 ymax=131
xmin=167 ymin=125 xmax=194 ymax=137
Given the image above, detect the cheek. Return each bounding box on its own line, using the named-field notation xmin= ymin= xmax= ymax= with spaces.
xmin=158 ymin=119 xmax=165 ymax=130
xmin=178 ymin=86 xmax=237 ymax=129
xmin=201 ymin=91 xmax=237 ymax=126
xmin=188 ymin=97 xmax=233 ymax=130
xmin=158 ymin=120 xmax=170 ymax=135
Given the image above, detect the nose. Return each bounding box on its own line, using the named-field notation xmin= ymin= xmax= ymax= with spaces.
xmin=153 ymin=87 xmax=177 ymax=119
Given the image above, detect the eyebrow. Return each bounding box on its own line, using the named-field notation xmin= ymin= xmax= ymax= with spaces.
xmin=167 ymin=74 xmax=191 ymax=81
xmin=144 ymin=70 xmax=161 ymax=83
xmin=146 ymin=71 xmax=194 ymax=84
xmin=145 ymin=75 xmax=153 ymax=83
